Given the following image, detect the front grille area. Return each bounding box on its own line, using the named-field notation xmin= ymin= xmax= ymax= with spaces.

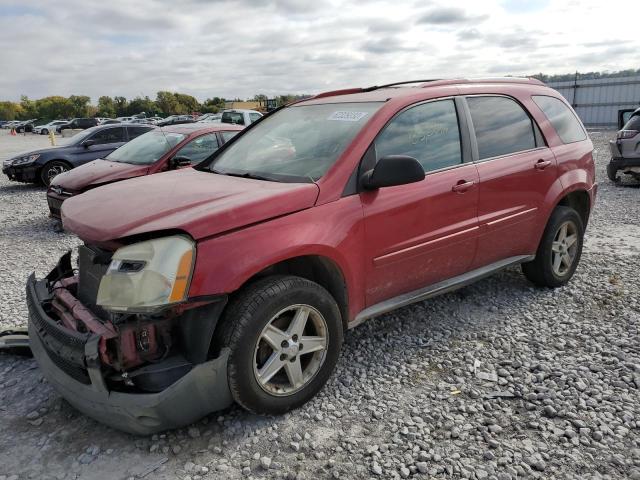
xmin=43 ymin=342 xmax=91 ymax=384
xmin=47 ymin=197 xmax=63 ymax=217
xmin=78 ymin=245 xmax=111 ymax=319
xmin=27 ymin=284 xmax=90 ymax=367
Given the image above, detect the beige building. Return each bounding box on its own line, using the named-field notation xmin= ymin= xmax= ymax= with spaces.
xmin=224 ymin=101 xmax=263 ymax=111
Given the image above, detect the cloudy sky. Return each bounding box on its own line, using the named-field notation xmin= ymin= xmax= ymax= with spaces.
xmin=0 ymin=0 xmax=637 ymax=102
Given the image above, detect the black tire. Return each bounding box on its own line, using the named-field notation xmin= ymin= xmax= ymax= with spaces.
xmin=522 ymin=206 xmax=584 ymax=288
xmin=40 ymin=161 xmax=71 ymax=186
xmin=41 ymin=128 xmax=48 ymax=135
xmin=606 ymin=163 xmax=619 ymax=183
xmin=219 ymin=275 xmax=343 ymax=415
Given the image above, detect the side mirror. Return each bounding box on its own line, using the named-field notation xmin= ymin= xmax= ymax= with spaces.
xmin=170 ymin=156 xmax=192 ymax=169
xmin=361 ymin=155 xmax=425 ymax=190
xmin=83 ymin=139 xmax=95 ymax=148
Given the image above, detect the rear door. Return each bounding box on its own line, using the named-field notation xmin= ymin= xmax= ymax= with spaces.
xmin=465 ymin=95 xmax=557 ymax=268
xmin=361 ymin=98 xmax=480 ymax=306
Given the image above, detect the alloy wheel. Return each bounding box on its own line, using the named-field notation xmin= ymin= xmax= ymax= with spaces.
xmin=253 ymin=304 xmax=328 ymax=396
xmin=46 ymin=165 xmax=68 ymax=182
xmin=551 ymin=220 xmax=578 ymax=276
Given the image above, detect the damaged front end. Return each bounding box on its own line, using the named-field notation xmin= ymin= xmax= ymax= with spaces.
xmin=27 ymin=245 xmax=233 ymax=435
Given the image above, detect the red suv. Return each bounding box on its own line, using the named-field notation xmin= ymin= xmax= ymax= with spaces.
xmin=46 ymin=123 xmax=243 ymax=218
xmin=27 ymin=78 xmax=596 ymax=434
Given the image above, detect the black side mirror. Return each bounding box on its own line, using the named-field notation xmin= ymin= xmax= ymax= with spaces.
xmin=83 ymin=139 xmax=95 ymax=148
xmin=361 ymin=155 xmax=425 ymax=190
xmin=170 ymin=156 xmax=192 ymax=168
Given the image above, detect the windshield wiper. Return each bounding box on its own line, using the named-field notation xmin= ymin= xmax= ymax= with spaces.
xmin=211 ymin=169 xmax=279 ymax=182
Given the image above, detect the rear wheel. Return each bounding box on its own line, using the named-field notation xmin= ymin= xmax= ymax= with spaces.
xmin=220 ymin=275 xmax=343 ymax=415
xmin=607 ymin=163 xmax=619 ymax=183
xmin=522 ymin=206 xmax=584 ymax=288
xmin=40 ymin=161 xmax=70 ymax=186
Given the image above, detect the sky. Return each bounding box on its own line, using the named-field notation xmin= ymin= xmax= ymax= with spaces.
xmin=0 ymin=0 xmax=638 ymax=102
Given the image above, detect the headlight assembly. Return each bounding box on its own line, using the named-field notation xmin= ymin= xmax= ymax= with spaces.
xmin=12 ymin=154 xmax=40 ymax=166
xmin=96 ymin=235 xmax=196 ymax=312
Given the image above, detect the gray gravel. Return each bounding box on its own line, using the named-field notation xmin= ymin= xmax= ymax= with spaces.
xmin=0 ymin=129 xmax=638 ymax=480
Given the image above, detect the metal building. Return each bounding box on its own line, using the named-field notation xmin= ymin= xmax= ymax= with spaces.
xmin=546 ymin=75 xmax=640 ymax=128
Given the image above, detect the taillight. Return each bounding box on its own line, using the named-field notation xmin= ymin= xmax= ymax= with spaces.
xmin=617 ymin=130 xmax=639 ymax=139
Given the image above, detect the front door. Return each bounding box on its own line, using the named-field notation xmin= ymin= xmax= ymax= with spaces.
xmin=361 ymin=98 xmax=480 ymax=306
xmin=74 ymin=127 xmax=127 ymax=165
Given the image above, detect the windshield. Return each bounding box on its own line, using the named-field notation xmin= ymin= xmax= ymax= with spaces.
xmin=210 ymin=102 xmax=382 ymax=182
xmin=106 ymin=130 xmax=186 ymax=165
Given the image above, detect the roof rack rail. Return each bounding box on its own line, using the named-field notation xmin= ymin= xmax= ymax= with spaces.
xmin=311 ymin=77 xmax=544 ymax=101
xmin=362 ymin=79 xmax=441 ymax=92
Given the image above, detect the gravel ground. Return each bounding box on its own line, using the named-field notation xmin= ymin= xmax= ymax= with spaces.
xmin=0 ymin=129 xmax=638 ymax=480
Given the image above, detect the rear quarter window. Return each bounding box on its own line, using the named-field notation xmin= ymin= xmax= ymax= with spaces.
xmin=532 ymin=95 xmax=586 ymax=144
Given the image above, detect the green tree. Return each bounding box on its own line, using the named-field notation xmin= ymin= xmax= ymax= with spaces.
xmin=97 ymin=96 xmax=116 ymax=117
xmin=19 ymin=95 xmax=38 ymax=119
xmin=114 ymin=96 xmax=128 ymax=117
xmin=0 ymin=101 xmax=22 ymax=120
xmin=127 ymin=96 xmax=158 ymax=116
xmin=155 ymin=91 xmax=181 ymax=115
xmin=68 ymin=95 xmax=91 ymax=117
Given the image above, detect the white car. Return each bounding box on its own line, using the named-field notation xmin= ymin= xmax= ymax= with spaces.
xmin=33 ymin=121 xmax=67 ymax=135
xmin=220 ymin=109 xmax=263 ymax=126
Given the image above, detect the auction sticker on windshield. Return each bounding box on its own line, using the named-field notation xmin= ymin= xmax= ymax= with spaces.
xmin=328 ymin=111 xmax=369 ymax=122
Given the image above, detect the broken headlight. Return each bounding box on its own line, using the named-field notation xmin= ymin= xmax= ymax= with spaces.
xmin=96 ymin=235 xmax=195 ymax=313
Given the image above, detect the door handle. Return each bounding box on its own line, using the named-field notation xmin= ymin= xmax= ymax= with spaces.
xmin=452 ymin=180 xmax=475 ymax=193
xmin=535 ymin=159 xmax=552 ymax=170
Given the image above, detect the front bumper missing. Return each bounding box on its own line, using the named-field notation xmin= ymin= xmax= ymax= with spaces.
xmin=26 ymin=273 xmax=233 ymax=435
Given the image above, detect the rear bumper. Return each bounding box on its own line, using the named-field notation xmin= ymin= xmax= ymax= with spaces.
xmin=609 ymin=156 xmax=640 ymax=170
xmin=27 ymin=273 xmax=233 ymax=435
xmin=2 ymin=164 xmax=39 ymax=183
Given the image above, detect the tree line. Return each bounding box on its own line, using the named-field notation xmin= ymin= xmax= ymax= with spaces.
xmin=0 ymin=92 xmax=307 ymax=121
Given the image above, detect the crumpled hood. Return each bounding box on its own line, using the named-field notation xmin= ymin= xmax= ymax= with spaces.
xmin=61 ymin=168 xmax=320 ymax=245
xmin=53 ymin=160 xmax=149 ymax=192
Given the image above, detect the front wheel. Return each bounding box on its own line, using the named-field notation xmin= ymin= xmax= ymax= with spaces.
xmin=40 ymin=161 xmax=70 ymax=186
xmin=522 ymin=206 xmax=584 ymax=288
xmin=220 ymin=275 xmax=343 ymax=415
xmin=41 ymin=128 xmax=48 ymax=135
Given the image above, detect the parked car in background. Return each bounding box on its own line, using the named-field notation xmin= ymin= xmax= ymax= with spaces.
xmin=3 ymin=120 xmax=21 ymax=129
xmin=47 ymin=123 xmax=243 ymax=217
xmin=197 ymin=113 xmax=221 ymax=122
xmin=608 ymin=107 xmax=640 ymax=182
xmin=57 ymin=118 xmax=100 ymax=133
xmin=220 ymin=109 xmax=262 ymax=126
xmin=26 ymin=78 xmax=596 ymax=434
xmin=34 ymin=120 xmax=68 ymax=135
xmin=156 ymin=115 xmax=195 ymax=126
xmin=15 ymin=119 xmax=39 ymax=133
xmin=100 ymin=119 xmax=121 ymax=125
xmin=2 ymin=124 xmax=154 ymax=186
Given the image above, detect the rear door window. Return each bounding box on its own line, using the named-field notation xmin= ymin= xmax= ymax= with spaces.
xmin=467 ymin=96 xmax=537 ymax=160
xmin=89 ymin=127 xmax=125 ymax=145
xmin=173 ymin=133 xmax=220 ymax=164
xmin=127 ymin=126 xmax=153 ymax=140
xmin=532 ymin=95 xmax=586 ymax=144
xmin=375 ymin=99 xmax=462 ymax=173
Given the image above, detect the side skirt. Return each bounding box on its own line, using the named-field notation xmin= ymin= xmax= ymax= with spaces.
xmin=349 ymin=255 xmax=535 ymax=329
